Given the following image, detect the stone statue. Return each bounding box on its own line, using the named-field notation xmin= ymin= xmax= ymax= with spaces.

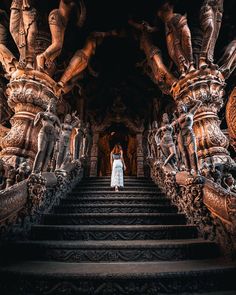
xmin=128 ymin=19 xmax=177 ymax=94
xmin=56 ymin=112 xmax=80 ymax=170
xmin=6 ymin=165 xmax=17 ymax=188
xmin=82 ymin=122 xmax=92 ymax=158
xmin=222 ymin=173 xmax=236 ymax=192
xmin=147 ymin=123 xmax=152 ymax=159
xmin=0 ymin=9 xmax=18 ymax=77
xmin=51 ymin=128 xmax=60 ymax=171
xmin=73 ymin=119 xmax=84 ymax=160
xmin=10 ymin=0 xmax=37 ymax=69
xmin=218 ymin=39 xmax=236 ymax=78
xmin=199 ymin=0 xmax=224 ymax=69
xmin=32 ymin=101 xmax=61 ymax=173
xmin=151 ymin=121 xmax=159 ymax=159
xmin=173 ymin=100 xmax=202 ymax=176
xmin=36 ymin=0 xmax=86 ymax=71
xmin=0 ymin=159 xmax=6 ymax=190
xmin=157 ymin=2 xmax=195 ymax=77
xmin=57 ymin=31 xmax=118 ymax=94
xmin=16 ymin=161 xmax=31 ymax=183
xmin=156 ymin=113 xmax=177 ymax=168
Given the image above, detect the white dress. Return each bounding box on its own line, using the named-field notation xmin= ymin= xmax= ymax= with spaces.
xmin=111 ymin=153 xmax=124 ymax=187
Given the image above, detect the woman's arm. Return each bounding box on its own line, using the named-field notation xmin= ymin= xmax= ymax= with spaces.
xmin=110 ymin=152 xmax=113 ymax=169
xmin=121 ymin=151 xmax=126 ymax=170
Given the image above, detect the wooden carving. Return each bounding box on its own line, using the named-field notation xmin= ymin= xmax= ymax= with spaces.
xmin=57 ymin=31 xmax=118 ymax=94
xmin=226 ymin=87 xmax=236 ymax=151
xmin=219 ymin=39 xmax=236 ymax=78
xmin=157 ymin=2 xmax=195 ymax=77
xmin=10 ymin=0 xmax=37 ymax=69
xmin=0 ymin=9 xmax=18 ymax=76
xmin=129 ymin=19 xmax=177 ymax=94
xmin=36 ymin=0 xmax=86 ymax=72
xmin=199 ymin=0 xmax=224 ymax=69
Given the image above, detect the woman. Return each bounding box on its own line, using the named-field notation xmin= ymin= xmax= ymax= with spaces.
xmin=110 ymin=144 xmax=126 ymax=192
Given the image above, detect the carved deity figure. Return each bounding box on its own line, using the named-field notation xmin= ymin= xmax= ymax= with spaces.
xmin=218 ymin=39 xmax=236 ymax=78
xmin=156 ymin=113 xmax=177 ymax=168
xmin=10 ymin=0 xmax=37 ymax=69
xmin=6 ymin=166 xmax=17 ymax=188
xmin=199 ymin=0 xmax=224 ymax=69
xmin=173 ymin=100 xmax=202 ymax=176
xmin=16 ymin=161 xmax=31 ymax=182
xmin=157 ymin=2 xmax=195 ymax=77
xmin=147 ymin=123 xmax=153 ymax=159
xmin=0 ymin=9 xmax=18 ymax=76
xmin=57 ymin=31 xmax=118 ymax=94
xmin=36 ymin=0 xmax=86 ymax=71
xmin=32 ymin=101 xmax=61 ymax=173
xmin=56 ymin=112 xmax=80 ymax=170
xmin=82 ymin=122 xmax=92 ymax=158
xmin=73 ymin=119 xmax=84 ymax=160
xmin=128 ymin=19 xmax=177 ymax=94
xmin=0 ymin=159 xmax=6 ymax=190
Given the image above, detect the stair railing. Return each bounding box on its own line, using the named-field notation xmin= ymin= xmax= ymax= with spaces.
xmin=0 ymin=160 xmax=83 ymax=240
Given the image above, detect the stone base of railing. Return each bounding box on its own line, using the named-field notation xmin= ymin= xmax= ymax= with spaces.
xmin=150 ymin=160 xmax=236 ymax=257
xmin=0 ymin=160 xmax=83 ymax=240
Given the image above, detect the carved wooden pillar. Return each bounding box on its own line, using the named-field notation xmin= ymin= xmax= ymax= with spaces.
xmin=90 ymin=131 xmax=99 ymax=177
xmin=226 ymin=87 xmax=236 ymax=152
xmin=172 ymin=69 xmax=232 ymax=167
xmin=0 ymin=73 xmax=58 ymax=167
xmin=136 ymin=132 xmax=144 ymax=178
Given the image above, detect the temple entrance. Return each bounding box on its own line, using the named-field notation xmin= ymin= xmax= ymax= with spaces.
xmin=97 ymin=123 xmax=137 ymax=176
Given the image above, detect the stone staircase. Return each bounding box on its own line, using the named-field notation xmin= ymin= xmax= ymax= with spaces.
xmin=0 ymin=177 xmax=236 ymax=294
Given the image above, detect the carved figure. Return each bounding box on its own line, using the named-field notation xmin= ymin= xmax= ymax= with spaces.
xmin=151 ymin=121 xmax=159 ymax=159
xmin=218 ymin=39 xmax=236 ymax=78
xmin=156 ymin=113 xmax=177 ymax=168
xmin=199 ymin=0 xmax=224 ymax=69
xmin=82 ymin=122 xmax=92 ymax=157
xmin=32 ymin=101 xmax=61 ymax=173
xmin=0 ymin=9 xmax=18 ymax=76
xmin=10 ymin=0 xmax=37 ymax=69
xmin=6 ymin=166 xmax=17 ymax=188
xmin=157 ymin=2 xmax=195 ymax=77
xmin=16 ymin=161 xmax=31 ymax=182
xmin=222 ymin=173 xmax=236 ymax=192
xmin=174 ymin=100 xmax=202 ymax=176
xmin=57 ymin=31 xmax=118 ymax=94
xmin=56 ymin=112 xmax=80 ymax=170
xmin=0 ymin=159 xmax=6 ymax=190
xmin=73 ymin=119 xmax=84 ymax=160
xmin=147 ymin=123 xmax=153 ymax=159
xmin=129 ymin=19 xmax=177 ymax=93
xmin=36 ymin=0 xmax=86 ymax=71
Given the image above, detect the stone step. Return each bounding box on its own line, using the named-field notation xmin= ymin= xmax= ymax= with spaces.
xmin=74 ymin=186 xmax=160 ymax=192
xmin=69 ymin=191 xmax=164 ymax=198
xmin=31 ymin=224 xmax=198 ymax=241
xmin=79 ymin=180 xmax=155 ymax=185
xmin=84 ymin=177 xmax=149 ymax=180
xmin=0 ymin=259 xmax=235 ymax=294
xmin=2 ymin=239 xmax=220 ymax=263
xmin=42 ymin=213 xmax=186 ymax=225
xmin=53 ymin=204 xmax=177 ymax=214
xmin=61 ymin=196 xmax=170 ymax=205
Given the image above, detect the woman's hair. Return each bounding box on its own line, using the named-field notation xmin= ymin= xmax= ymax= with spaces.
xmin=112 ymin=144 xmax=122 ymax=154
